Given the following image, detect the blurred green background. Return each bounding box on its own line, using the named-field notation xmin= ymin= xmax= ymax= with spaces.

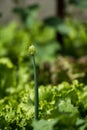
xmin=0 ymin=0 xmax=87 ymax=92
xmin=0 ymin=1 xmax=87 ymax=129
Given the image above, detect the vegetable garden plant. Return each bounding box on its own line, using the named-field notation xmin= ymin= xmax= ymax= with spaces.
xmin=0 ymin=42 xmax=87 ymax=129
xmin=0 ymin=3 xmax=87 ymax=130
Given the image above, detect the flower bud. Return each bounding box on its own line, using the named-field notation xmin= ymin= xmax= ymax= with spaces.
xmin=28 ymin=45 xmax=36 ymax=55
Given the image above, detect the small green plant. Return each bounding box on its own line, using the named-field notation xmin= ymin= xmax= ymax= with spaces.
xmin=29 ymin=45 xmax=39 ymax=120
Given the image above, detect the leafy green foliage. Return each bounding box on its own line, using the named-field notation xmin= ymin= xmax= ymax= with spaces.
xmin=33 ymin=119 xmax=57 ymax=130
xmin=57 ymin=19 xmax=87 ymax=57
xmin=0 ymin=8 xmax=58 ymax=97
xmin=0 ymin=81 xmax=87 ymax=129
xmin=44 ymin=17 xmax=87 ymax=58
xmin=13 ymin=4 xmax=39 ymax=28
xmin=0 ymin=3 xmax=87 ymax=130
xmin=0 ymin=58 xmax=16 ymax=98
xmin=36 ymin=55 xmax=87 ymax=85
xmin=0 ymin=86 xmax=34 ymax=130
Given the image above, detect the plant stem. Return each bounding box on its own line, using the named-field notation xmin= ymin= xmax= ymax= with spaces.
xmin=32 ymin=55 xmax=38 ymax=120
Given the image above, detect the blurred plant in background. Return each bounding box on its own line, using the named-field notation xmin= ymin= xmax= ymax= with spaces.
xmin=0 ymin=3 xmax=87 ymax=96
xmin=0 ymin=1 xmax=87 ymax=129
xmin=0 ymin=4 xmax=58 ymax=98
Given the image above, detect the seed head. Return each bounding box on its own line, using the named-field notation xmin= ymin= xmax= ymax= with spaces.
xmin=28 ymin=45 xmax=36 ymax=55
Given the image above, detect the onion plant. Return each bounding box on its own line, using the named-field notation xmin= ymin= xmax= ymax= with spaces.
xmin=29 ymin=45 xmax=39 ymax=120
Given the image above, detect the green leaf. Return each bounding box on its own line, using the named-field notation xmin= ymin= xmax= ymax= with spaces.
xmin=33 ymin=119 xmax=57 ymax=130
xmin=57 ymin=23 xmax=71 ymax=35
xmin=58 ymin=98 xmax=78 ymax=114
xmin=44 ymin=17 xmax=62 ymax=27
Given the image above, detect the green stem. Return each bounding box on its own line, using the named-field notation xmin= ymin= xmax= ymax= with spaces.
xmin=32 ymin=55 xmax=38 ymax=120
